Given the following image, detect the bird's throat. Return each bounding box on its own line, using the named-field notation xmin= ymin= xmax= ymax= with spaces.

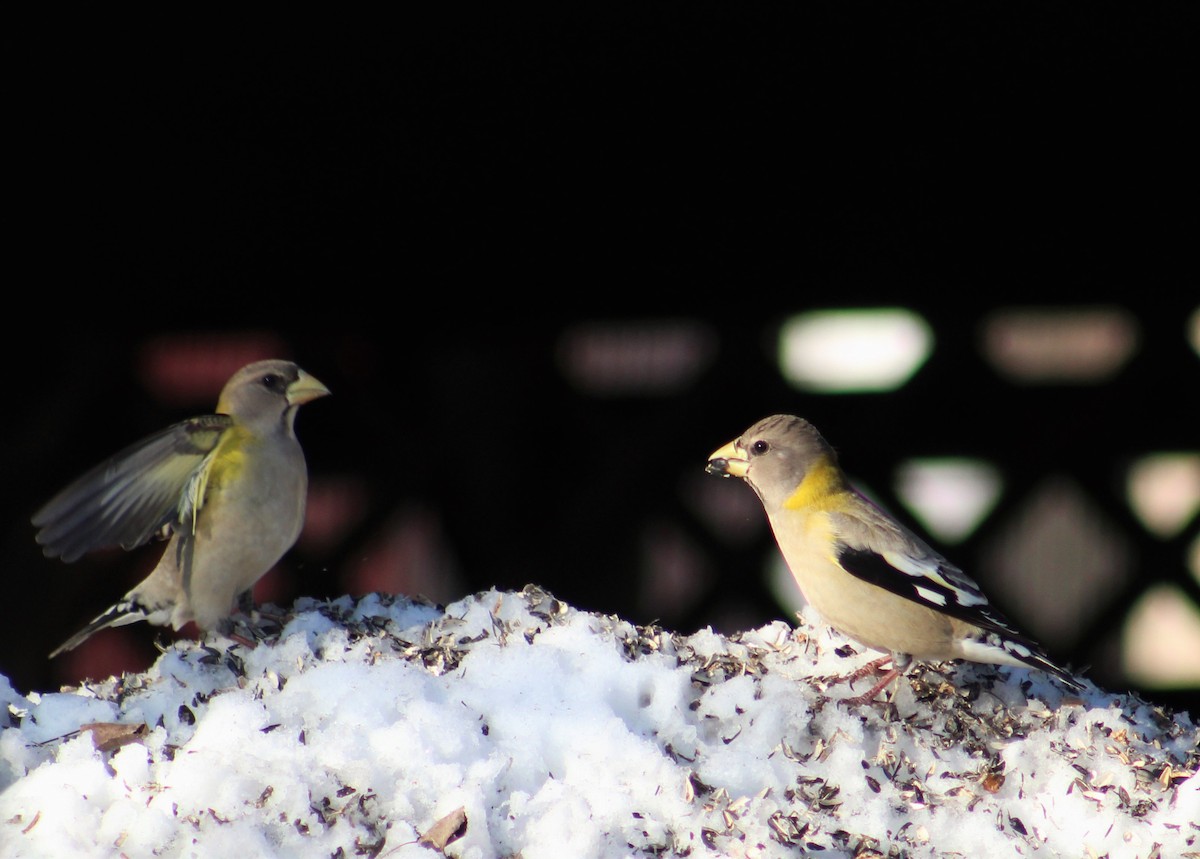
xmin=783 ymin=458 xmax=844 ymax=511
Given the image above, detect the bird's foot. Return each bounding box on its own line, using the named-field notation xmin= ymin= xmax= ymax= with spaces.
xmin=826 ymin=655 xmax=893 ymax=688
xmin=838 ymin=666 xmax=902 ymax=706
xmin=848 ymin=655 xmax=895 ymax=685
xmin=828 ymin=654 xmax=913 ymax=705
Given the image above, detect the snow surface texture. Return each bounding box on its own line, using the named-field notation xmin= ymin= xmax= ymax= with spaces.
xmin=2 ymin=587 xmax=1198 ymax=859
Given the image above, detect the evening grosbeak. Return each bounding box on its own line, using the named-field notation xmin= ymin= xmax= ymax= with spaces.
xmin=33 ymin=359 xmax=330 ymax=657
xmin=707 ymin=414 xmax=1083 ymax=704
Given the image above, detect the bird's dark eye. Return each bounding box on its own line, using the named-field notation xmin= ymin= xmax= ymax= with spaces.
xmin=260 ymin=373 xmax=284 ymax=392
xmin=751 ymin=440 xmax=770 ymax=455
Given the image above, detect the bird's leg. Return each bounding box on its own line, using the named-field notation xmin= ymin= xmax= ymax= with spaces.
xmin=839 ymin=653 xmax=913 ymax=706
xmin=236 ymin=588 xmax=256 ymax=615
xmin=840 ymin=666 xmax=901 ymax=705
xmin=824 ymin=653 xmax=892 ymax=691
xmin=841 ymin=655 xmax=895 ymax=688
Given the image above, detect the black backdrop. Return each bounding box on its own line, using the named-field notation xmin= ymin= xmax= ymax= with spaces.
xmin=4 ymin=8 xmax=1197 ymax=716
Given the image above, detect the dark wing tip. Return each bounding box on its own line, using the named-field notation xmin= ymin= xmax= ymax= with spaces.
xmin=48 ymin=598 xmax=148 ymax=658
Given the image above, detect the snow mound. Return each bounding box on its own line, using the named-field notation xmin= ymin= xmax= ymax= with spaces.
xmin=2 ymin=587 xmax=1197 ymax=858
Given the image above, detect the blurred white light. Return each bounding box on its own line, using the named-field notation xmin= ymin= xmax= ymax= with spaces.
xmin=894 ymin=458 xmax=1003 ymax=543
xmin=556 ymin=319 xmax=716 ymax=395
xmin=1190 ymin=306 xmax=1200 ymax=359
xmin=1122 ymin=584 xmax=1200 ymax=688
xmin=778 ymin=308 xmax=933 ymax=393
xmin=1126 ymin=452 xmax=1200 ymax=538
xmin=981 ymin=306 xmax=1138 ymax=383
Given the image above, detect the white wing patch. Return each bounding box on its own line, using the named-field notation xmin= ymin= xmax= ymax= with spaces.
xmin=913 ymin=585 xmax=947 ymax=606
xmin=881 ymin=550 xmax=989 ymax=607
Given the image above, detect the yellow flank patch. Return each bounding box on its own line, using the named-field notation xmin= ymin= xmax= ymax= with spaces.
xmin=207 ymin=427 xmax=251 ymax=490
xmin=184 ymin=427 xmax=252 ymax=532
xmin=783 ymin=457 xmax=845 ymax=511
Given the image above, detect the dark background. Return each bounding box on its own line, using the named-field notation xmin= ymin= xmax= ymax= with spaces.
xmin=4 ymin=10 xmax=1197 ymax=716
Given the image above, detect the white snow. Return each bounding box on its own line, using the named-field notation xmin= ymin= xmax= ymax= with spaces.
xmin=2 ymin=587 xmax=1198 ymax=858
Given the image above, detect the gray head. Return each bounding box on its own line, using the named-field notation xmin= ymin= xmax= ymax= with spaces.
xmin=707 ymin=414 xmax=840 ymax=508
xmin=217 ymin=360 xmax=330 ymax=433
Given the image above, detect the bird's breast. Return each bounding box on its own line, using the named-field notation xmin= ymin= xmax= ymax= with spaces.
xmin=767 ymin=506 xmax=956 ymax=656
xmin=197 ymin=436 xmax=306 ymax=531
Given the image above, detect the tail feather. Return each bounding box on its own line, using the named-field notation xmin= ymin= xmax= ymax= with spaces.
xmin=959 ymin=632 xmax=1085 ymax=691
xmin=49 ymin=599 xmax=151 ymax=658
